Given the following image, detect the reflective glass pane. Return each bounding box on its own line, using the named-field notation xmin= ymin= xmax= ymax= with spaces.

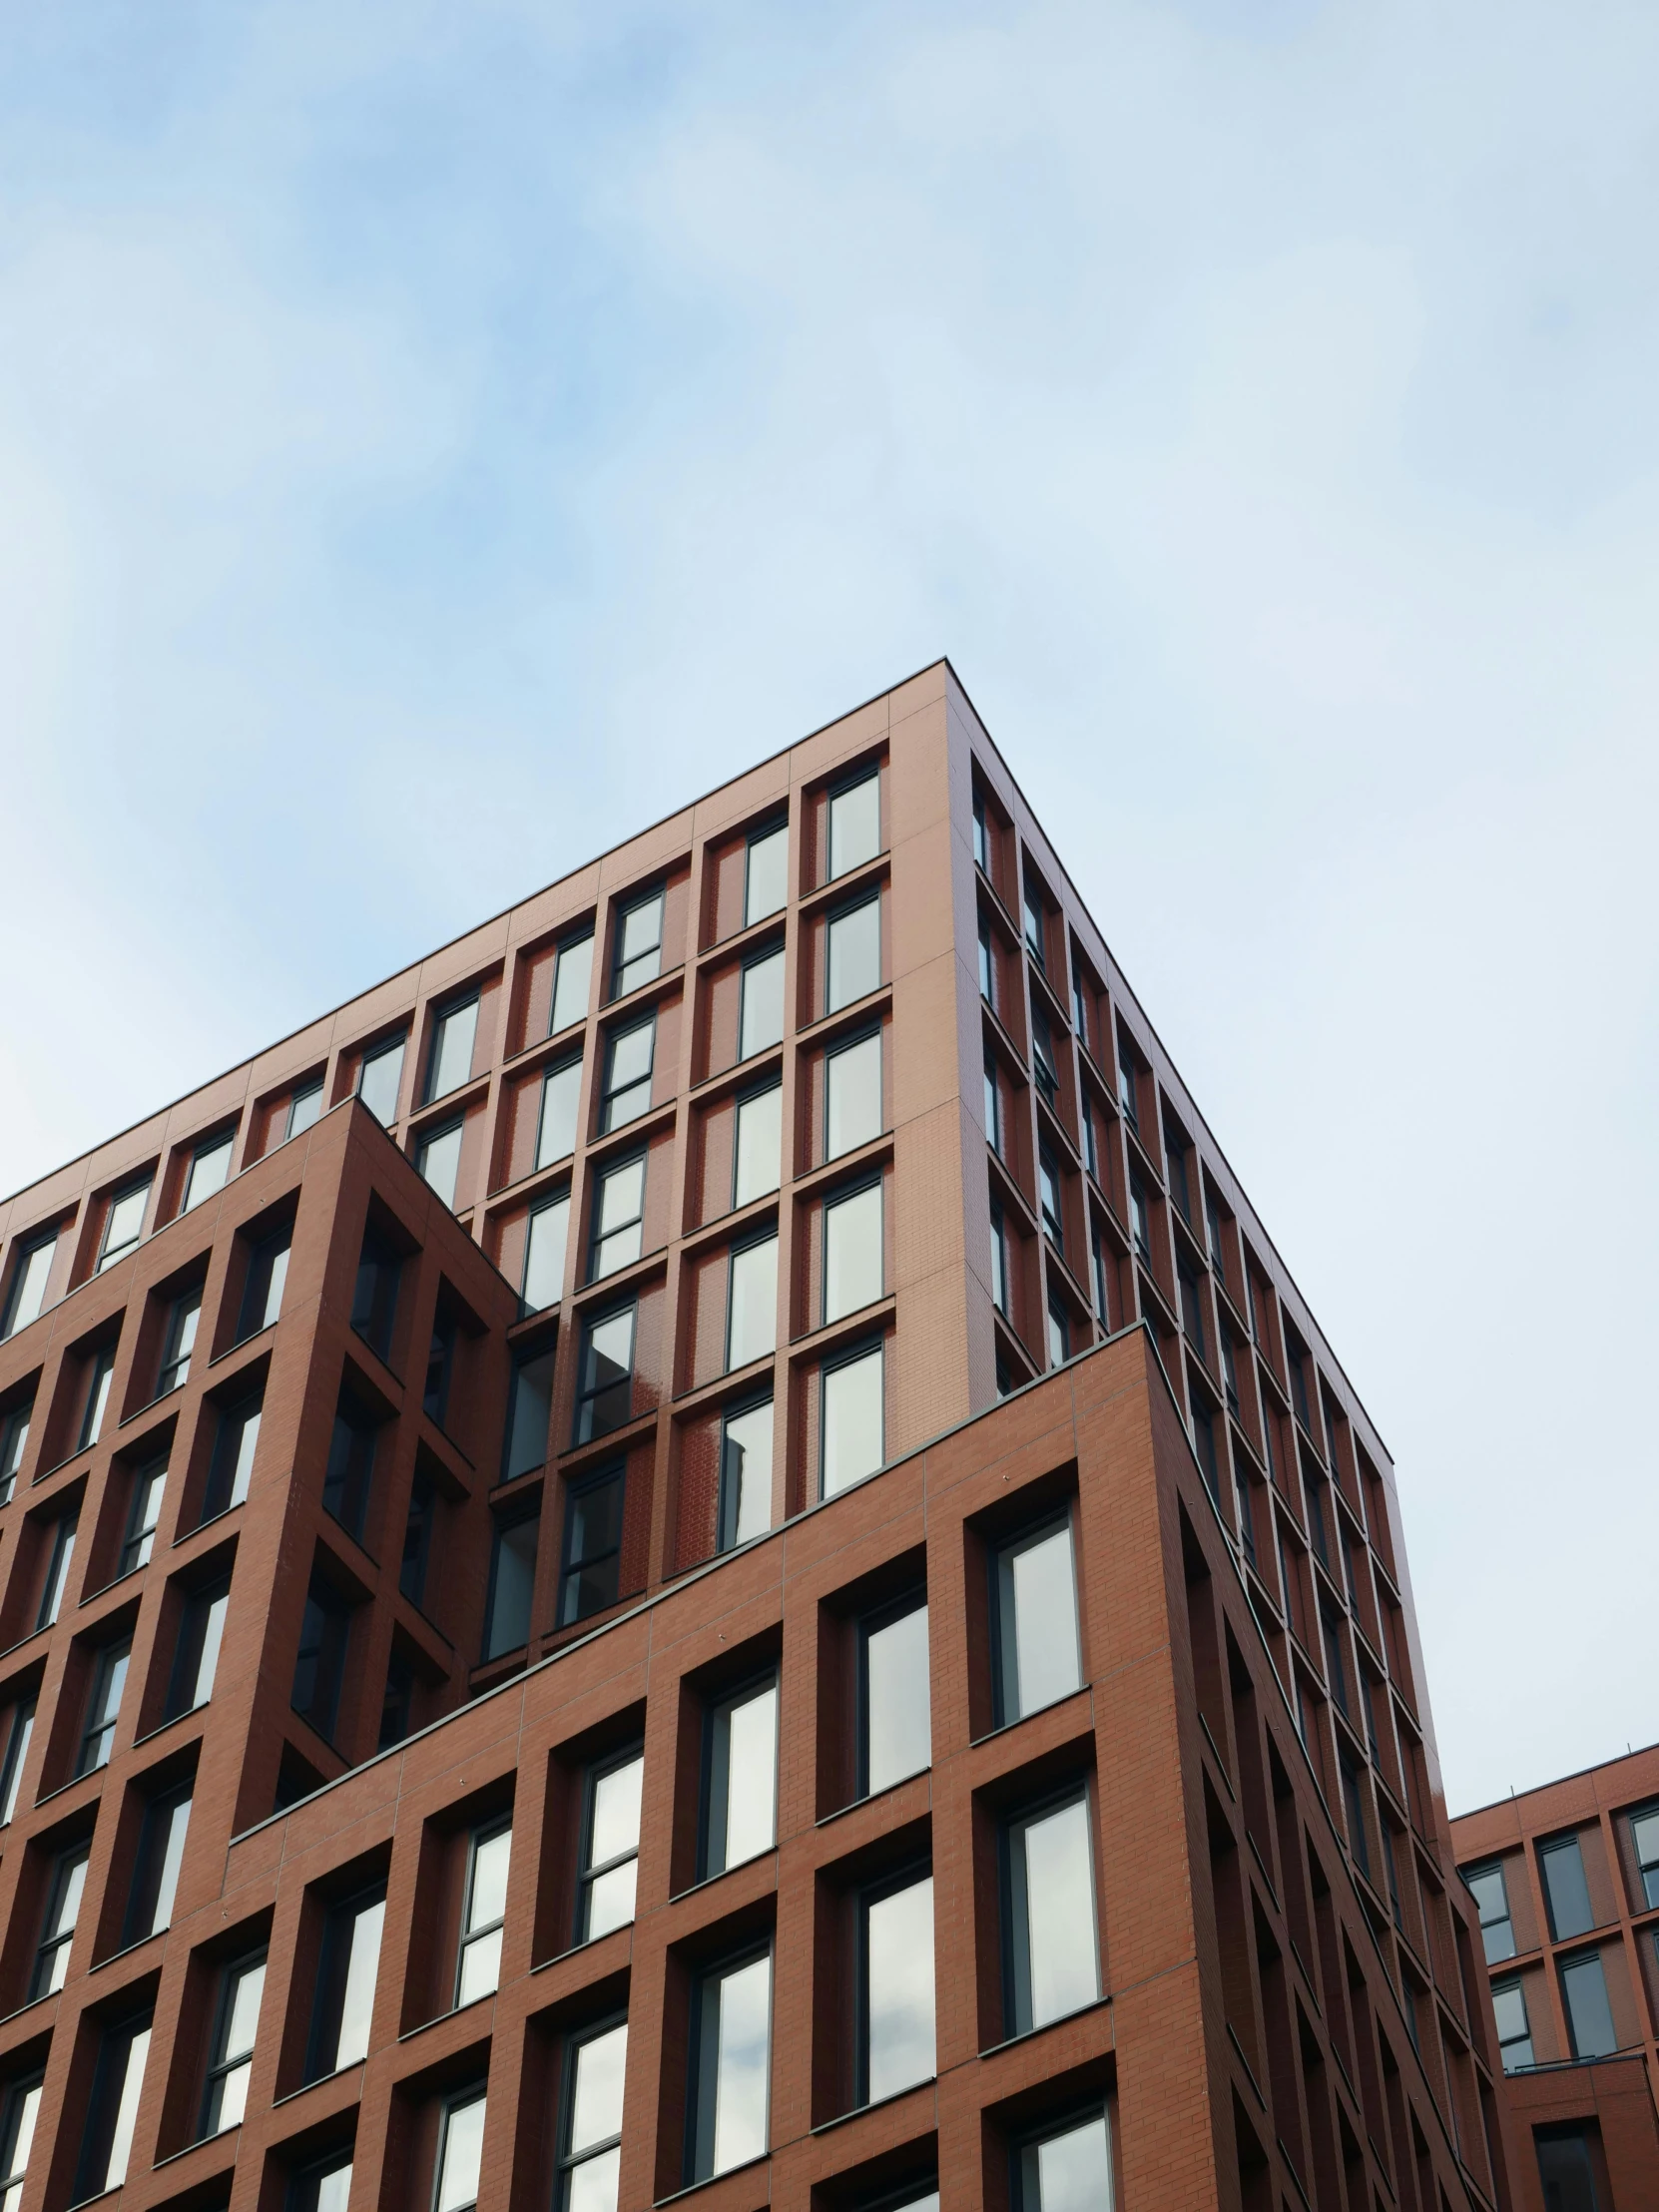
xmin=287 ymin=1082 xmax=323 ymax=1137
xmin=728 ymin=1238 xmax=778 ymax=1370
xmin=571 ymin=2021 xmax=628 ymax=2151
xmin=103 ymin=2025 xmax=151 ymax=2190
xmin=586 ymin=1861 xmax=637 ymax=1941
xmin=1022 ymin=2114 xmax=1113 ymax=2212
xmin=5 ymin=1240 xmax=55 ymax=1338
xmin=717 ymin=1683 xmax=777 ymax=1871
xmin=591 ymin=1757 xmax=643 ymax=1866
xmin=746 ymin=827 xmax=788 ymax=926
xmin=739 ymin=950 xmax=785 ymax=1060
xmin=829 ymin=776 xmax=880 ymax=878
xmin=101 ymin=1186 xmax=149 ymax=1269
xmin=430 ymin=1000 xmax=478 ymax=1101
xmin=734 ymin=1086 xmax=782 ymax=1209
xmin=825 ymin=1182 xmax=882 ymax=1322
xmin=335 ymin=1900 xmax=384 ymax=2068
xmin=437 ymin=2094 xmax=486 ymax=2212
xmin=1002 ymin=1522 xmax=1082 ymax=1719
xmin=419 ymin=1122 xmax=464 ymax=1209
xmin=1561 ymin=1953 xmax=1616 ymax=2057
xmin=468 ymin=1829 xmax=511 ymax=1929
xmin=354 ymin=1038 xmax=405 ymax=1121
xmin=827 ymin=1033 xmax=882 ymax=1159
xmin=486 ymin=1518 xmax=538 ymax=1654
xmin=456 ymin=1927 xmax=502 ymax=2009
xmin=865 ymin=1876 xmax=934 ymax=2101
xmin=523 ymin=1199 xmax=570 ymax=1312
xmin=567 ymin=2146 xmax=620 ymax=2212
xmin=1020 ymin=1799 xmax=1099 ymax=2026
xmin=551 ymin=934 xmax=594 ymax=1034
xmin=722 ymin=1401 xmax=773 ymax=1546
xmin=823 ymin=1347 xmax=882 ymax=1498
xmin=185 ymin=1137 xmax=233 ymax=1212
xmin=865 ymin=1603 xmax=930 ymax=1795
xmin=827 ymin=898 xmax=880 ymax=1012
xmin=1542 ymin=1839 xmax=1595 ymax=1940
xmin=710 ymin=1955 xmax=771 ymax=2174
xmin=538 ymin=1060 xmax=582 ymax=1167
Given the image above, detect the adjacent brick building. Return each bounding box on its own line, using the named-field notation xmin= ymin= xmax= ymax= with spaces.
xmin=1451 ymin=1746 xmax=1659 ymax=2209
xmin=0 ymin=662 xmax=1509 ymax=2211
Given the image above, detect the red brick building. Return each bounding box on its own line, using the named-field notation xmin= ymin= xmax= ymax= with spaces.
xmin=0 ymin=663 xmax=1508 ymax=2211
xmin=1451 ymin=1746 xmax=1659 ymax=2209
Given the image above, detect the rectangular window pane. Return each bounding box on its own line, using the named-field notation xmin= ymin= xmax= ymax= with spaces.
xmin=428 ymin=998 xmax=479 ymax=1102
xmin=827 ymin=897 xmax=880 ymax=1013
xmin=79 ymin=1348 xmax=115 ymax=1449
xmin=100 ymin=1183 xmax=150 ymax=1272
xmin=286 ymin=1081 xmax=323 ymax=1138
xmin=1009 ymin=1797 xmax=1099 ymax=2031
xmin=825 ymin=1182 xmax=882 ymax=1323
xmin=614 ymin=890 xmax=665 ymax=999
xmin=126 ymin=1792 xmax=191 ymax=1942
xmin=523 ymin=1197 xmax=570 ymax=1312
xmin=1019 ymin=2114 xmax=1113 ymax=2212
xmin=996 ymin=1520 xmax=1082 ymax=1723
xmin=358 ymin=1037 xmax=406 ymax=1125
xmin=184 ymin=1135 xmax=233 ymax=1212
xmin=560 ymin=1466 xmax=624 ymax=1625
xmin=418 ymin=1121 xmax=465 ymax=1209
xmin=591 ymin=1156 xmax=647 ymax=1281
xmin=485 ymin=1516 xmax=538 ymax=1657
xmin=569 ymin=2021 xmax=628 ymax=2161
xmin=437 ymin=2091 xmax=487 ymax=2212
xmin=602 ymin=1017 xmax=656 ymax=1132
xmin=0 ymin=1704 xmax=35 ymax=1826
xmin=1541 ymin=1837 xmax=1596 ymax=1940
xmin=829 ymin=775 xmax=879 ymax=879
xmin=1560 ymin=1952 xmax=1617 ymax=2057
xmin=707 ymin=1681 xmax=777 ymax=1876
xmin=158 ymin=1291 xmax=202 ymax=1396
xmin=1633 ymin=1809 xmax=1659 ymax=1910
xmin=739 ymin=948 xmax=785 ymax=1061
xmin=309 ymin=1891 xmax=385 ymax=2078
xmin=693 ymin=1953 xmax=772 ymax=2180
xmin=204 ymin=1396 xmax=261 ymax=1519
xmin=239 ymin=1229 xmax=289 ymax=1340
xmin=581 ymin=1756 xmax=643 ymax=1942
xmin=863 ymin=1602 xmax=930 ymax=1797
xmin=863 ymin=1874 xmax=934 ymax=2102
xmin=3 ymin=1237 xmax=56 ymax=1340
xmin=575 ymin=1308 xmax=635 ymax=1443
xmin=827 ymin=1033 xmax=881 ymax=1159
xmin=727 ymin=1237 xmax=778 ymax=1371
xmin=720 ymin=1400 xmax=773 ymax=1550
xmin=733 ymin=1085 xmax=782 ymax=1210
xmin=745 ymin=825 xmax=789 ymax=926
xmin=551 ymin=932 xmax=594 ymax=1034
xmin=983 ymin=1057 xmax=1000 ymax=1154
xmin=503 ymin=1348 xmax=555 ymax=1480
xmin=822 ymin=1344 xmax=882 ymax=1498
xmin=537 ymin=1059 xmax=582 ymax=1168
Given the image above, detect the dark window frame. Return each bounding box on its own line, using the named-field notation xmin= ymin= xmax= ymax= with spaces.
xmin=558 ymin=1460 xmax=626 ymax=1627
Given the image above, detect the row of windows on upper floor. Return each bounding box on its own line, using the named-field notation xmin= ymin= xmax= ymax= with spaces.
xmin=0 ymin=1510 xmax=1109 ymax=2212
xmin=1467 ymin=1813 xmax=1659 ymax=1970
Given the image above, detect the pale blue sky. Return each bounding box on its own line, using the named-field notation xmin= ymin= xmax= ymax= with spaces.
xmin=2 ymin=0 xmax=1655 ymax=1812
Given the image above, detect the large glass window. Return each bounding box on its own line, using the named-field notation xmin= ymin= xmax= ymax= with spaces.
xmin=238 ymin=1226 xmax=290 ymax=1340
xmin=291 ymin=1578 xmax=351 ymax=1741
xmin=484 ymin=1509 xmax=539 ymax=1657
xmin=860 ymin=1598 xmax=930 ymax=1798
xmin=1 ymin=1234 xmax=56 ymax=1341
xmin=827 ymin=896 xmax=880 ymax=1014
xmin=601 ymin=1016 xmax=656 ymax=1132
xmin=31 ymin=1845 xmax=89 ymax=1998
xmin=357 ymin=1034 xmax=406 ymax=1125
xmin=435 ymin=2088 xmax=487 ymax=2212
xmin=306 ymin=1884 xmax=385 ymax=2079
xmin=560 ymin=1463 xmax=625 ymax=1625
xmin=1015 ymin=2111 xmax=1114 ymax=2212
xmin=825 ymin=1181 xmax=882 ymax=1323
xmin=37 ymin=1516 xmax=77 ymax=1631
xmin=1541 ymin=1835 xmax=1597 ymax=1940
xmin=992 ymin=1517 xmax=1082 ymax=1726
xmin=733 ymin=1082 xmax=782 ymax=1209
xmin=1631 ymin=1806 xmax=1659 ymax=1911
xmin=719 ymin=1398 xmax=773 ymax=1551
xmin=1560 ymin=1950 xmax=1617 ymax=2058
xmin=1003 ymin=1792 xmax=1100 ymax=2034
xmin=727 ymin=1234 xmax=777 ymax=1371
xmin=827 ymin=1031 xmax=882 ymax=1160
xmin=0 ymin=1399 xmax=29 ymax=1506
xmin=321 ymin=1393 xmax=377 ymax=1541
xmin=202 ymin=1952 xmax=266 ymax=2135
xmin=860 ymin=1870 xmax=935 ymax=2105
xmin=687 ymin=1950 xmax=772 ymax=2182
xmin=613 ymin=888 xmax=665 ymax=999
xmin=558 ymin=2019 xmax=627 ymax=2212
xmin=739 ymin=947 xmax=786 ymax=1061
xmin=427 ymin=996 xmax=479 ymax=1104
xmin=456 ymin=1825 xmax=511 ymax=2006
xmin=123 ymin=1787 xmax=191 ymax=1943
xmin=703 ymin=1677 xmax=778 ymax=1879
xmin=99 ymin=1181 xmax=151 ymax=1274
xmin=1492 ymin=1979 xmax=1534 ymax=2072
xmin=551 ymin=930 xmax=595 ymax=1035
xmin=591 ymin=1155 xmax=647 ymax=1281
xmin=822 ymin=1342 xmax=883 ymax=1499
xmin=78 ymin=1346 xmax=116 ymax=1451
xmin=0 ymin=1705 xmax=34 ymax=1827
xmin=166 ymin=1581 xmax=230 ymax=1718
xmin=203 ymin=1393 xmax=261 ymax=1519
xmin=578 ymin=1753 xmax=643 ymax=1943
xmin=574 ymin=1307 xmax=635 ymax=1443
xmin=183 ymin=1132 xmax=234 ymax=1213
xmin=0 ymin=2077 xmax=42 ymax=2212
xmin=417 ymin=1118 xmax=465 ymax=1210
xmin=537 ymin=1057 xmax=583 ymax=1169
xmin=78 ymin=1641 xmax=130 ymax=1775
xmin=74 ymin=2013 xmax=152 ymax=2201
xmin=745 ymin=822 xmax=789 ymax=927
xmin=523 ymin=1195 xmax=570 ymax=1313
xmin=120 ymin=1454 xmax=168 ymax=1574
xmin=503 ymin=1346 xmax=556 ymax=1479
xmin=156 ymin=1289 xmax=202 ymax=1397
xmin=829 ymin=774 xmax=880 ymax=879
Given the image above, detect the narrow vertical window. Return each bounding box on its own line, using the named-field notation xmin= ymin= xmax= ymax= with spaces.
xmin=1090 ymin=1230 xmax=1109 ymax=1326
xmin=166 ymin=1582 xmax=230 ymax=1717
xmin=601 ymin=1015 xmax=656 ymax=1132
xmin=859 ymin=1870 xmax=935 ymax=2104
xmin=98 ymin=1181 xmax=151 ymax=1274
xmin=183 ymin=1132 xmax=234 ymax=1213
xmin=0 ymin=1397 xmax=30 ymax=1504
xmin=426 ymin=995 xmax=479 ymax=1104
xmin=703 ymin=1677 xmax=778 ymax=1878
xmin=827 ymin=895 xmax=880 ymax=1014
xmin=1630 ymin=1806 xmax=1659 ymax=1910
xmin=400 ymin=1476 xmax=434 ymax=1605
xmin=78 ymin=1641 xmax=131 ymax=1775
xmin=860 ymin=1598 xmax=930 ymax=1798
xmin=550 ymin=929 xmax=595 ymax=1035
xmin=821 ymin=1342 xmax=883 ymax=1499
xmin=537 ymin=1057 xmax=583 ymax=1168
xmin=1081 ymin=1099 xmax=1098 ymax=1179
xmin=1031 ymin=1015 xmax=1058 ymax=1108
xmin=1192 ymin=1401 xmax=1221 ymax=1505
xmin=739 ymin=946 xmax=786 ymax=1060
xmin=1491 ymin=1981 xmax=1533 ymax=2072
xmin=687 ymin=1950 xmax=772 ymax=2182
xmin=1071 ymin=968 xmax=1090 ymax=1050
xmin=321 ymin=1393 xmax=377 ymax=1541
xmin=720 ymin=1398 xmax=773 ymax=1550
xmin=1205 ymin=1186 xmax=1225 ymax=1268
xmin=203 ymin=1394 xmax=261 ymax=1518
xmin=416 ymin=1118 xmax=465 ymax=1210
xmin=238 ymin=1227 xmax=290 ymax=1340
xmin=1022 ymin=877 xmax=1046 ymax=967
xmin=574 ymin=1307 xmax=635 ymax=1443
xmin=306 ymin=1886 xmax=385 ymax=2079
xmin=1045 ymin=1302 xmax=1068 ymax=1371
xmin=124 ymin=1788 xmax=192 ymax=1942
xmin=559 ymin=1463 xmax=625 ymax=1625
xmin=1165 ymin=1128 xmax=1191 ymax=1222
xmin=824 ymin=1180 xmax=882 ymax=1323
xmin=1540 ymin=1836 xmax=1596 ymax=1940
xmin=726 ymin=1233 xmax=778 ymax=1371
xmin=1128 ymin=1179 xmax=1151 ymax=1264
xmin=558 ymin=2021 xmax=628 ymax=2212
xmin=590 ymin=1155 xmax=647 ymax=1281
xmin=745 ymin=821 xmax=789 ymax=928
xmin=434 ymin=2089 xmax=487 ymax=2212
xmin=1560 ymin=1951 xmax=1617 ymax=2058
xmin=31 ymin=1845 xmax=89 ymax=1997
xmin=826 ymin=1031 xmax=882 ymax=1160
xmin=1038 ymin=1151 xmax=1063 ymax=1246
xmin=502 ymin=1345 xmax=556 ymax=1479
xmin=201 ymin=1952 xmax=266 ymax=2134
xmin=285 ymin=1080 xmax=323 ymax=1139
xmin=1116 ymin=1052 xmax=1138 ymax=1130
xmin=977 ymin=921 xmax=994 ymax=1008
xmin=733 ymin=1081 xmax=782 ymax=1209
xmin=989 ymin=1202 xmax=1009 ymax=1318
xmin=972 ymin=793 xmax=989 ymax=873
xmin=455 ymin=1825 xmax=511 ymax=2006
xmin=120 ymin=1455 xmax=168 ymax=1573
xmin=1 ymin=1234 xmax=56 ymax=1341
xmin=356 ymin=1034 xmax=406 ymax=1125
xmin=78 ymin=1346 xmax=116 ymax=1450
xmin=992 ymin=1517 xmax=1082 ymax=1725
xmin=349 ymin=1235 xmax=401 ymax=1361
xmin=291 ymin=1578 xmax=351 ymax=1741
xmin=157 ymin=1289 xmax=202 ymax=1396
xmin=74 ymin=2014 xmax=152 ymax=2200
xmin=37 ymin=1517 xmax=77 ymax=1631
xmin=0 ymin=1704 xmax=35 ymax=1827
xmin=1015 ymin=2112 xmax=1114 ymax=2212
xmin=983 ymin=1054 xmax=1001 ymax=1156
xmin=577 ymin=1755 xmax=643 ymax=1942
xmin=828 ymin=773 xmax=880 ymax=879
xmin=484 ymin=1509 xmax=539 ymax=1657
xmin=0 ymin=2077 xmax=42 ymax=2212
xmin=523 ymin=1194 xmax=570 ymax=1312
xmin=612 ymin=887 xmax=666 ymax=999
xmin=1002 ymin=1793 xmax=1100 ymax=2034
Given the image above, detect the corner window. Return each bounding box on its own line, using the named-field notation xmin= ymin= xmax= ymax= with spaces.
xmin=551 ymin=929 xmax=595 ymax=1035
xmin=285 ymin=1079 xmax=323 ymax=1140
xmin=78 ymin=1345 xmax=116 ymax=1451
xmin=601 ymin=1015 xmax=656 ymax=1133
xmin=827 ymin=1030 xmax=882 ymax=1160
xmin=703 ymin=1676 xmax=778 ymax=1878
xmin=733 ymin=1080 xmax=782 ymax=1209
xmin=98 ymin=1180 xmax=151 ymax=1274
xmin=31 ymin=1845 xmax=89 ymax=1997
xmin=1560 ymin=1950 xmax=1617 ymax=2058
xmin=0 ymin=1398 xmax=29 ymax=1505
xmin=73 ymin=2012 xmax=152 ymax=2201
xmin=416 ymin=1118 xmax=465 ymax=1210
xmin=727 ymin=1233 xmax=778 ymax=1372
xmin=123 ymin=1787 xmax=191 ymax=1943
xmin=0 ymin=2077 xmax=42 ymax=2212
xmin=745 ymin=821 xmax=789 ymax=928
xmin=357 ymin=1034 xmax=406 ymax=1125
xmin=574 ymin=1306 xmax=635 ymax=1444
xmin=158 ymin=1288 xmax=202 ymax=1396
xmin=427 ymin=995 xmax=479 ymax=1104
xmin=503 ymin=1345 xmax=555 ymax=1480
xmin=822 ymin=1341 xmax=883 ymax=1499
xmin=991 ymin=1516 xmax=1081 ymax=1726
xmin=720 ymin=1397 xmax=773 ymax=1550
xmin=537 ymin=1057 xmax=583 ymax=1169
xmin=37 ymin=1516 xmax=77 ymax=1631
xmin=456 ymin=1824 xmax=511 ymax=2005
xmin=523 ymin=1194 xmax=570 ymax=1313
xmin=78 ymin=1640 xmax=131 ymax=1775
xmin=578 ymin=1755 xmax=643 ymax=1943
xmin=1631 ymin=1805 xmax=1659 ymax=1911
xmin=612 ymin=887 xmax=665 ymax=1000
xmin=291 ymin=1577 xmax=351 ymax=1741
xmin=183 ymin=1132 xmax=234 ymax=1213
xmin=858 ymin=1869 xmax=935 ymax=2104
xmin=120 ymin=1454 xmax=168 ymax=1574
xmin=558 ymin=2021 xmax=627 ymax=2212
xmin=1002 ymin=1791 xmax=1100 ymax=2035
xmin=166 ymin=1580 xmax=230 ymax=1718
xmin=827 ymin=895 xmax=880 ymax=1014
xmin=203 ymin=1393 xmax=261 ymax=1520
xmin=1 ymin=1233 xmax=56 ymax=1341
xmin=739 ymin=946 xmax=785 ymax=1061
xmin=202 ymin=1952 xmax=266 ymax=2135
xmin=1491 ymin=1979 xmax=1533 ymax=2072
xmin=829 ymin=772 xmax=880 ymax=880
xmin=860 ymin=1596 xmax=929 ymax=1798
xmin=238 ymin=1226 xmax=290 ymax=1341
xmin=825 ymin=1180 xmax=882 ymax=1323
xmin=306 ymin=1885 xmax=384 ymax=2080
xmin=559 ymin=1462 xmax=625 ymax=1625
xmin=1014 ymin=2111 xmax=1114 ymax=2212
xmin=686 ymin=1949 xmax=772 ymax=2182
xmin=484 ymin=1508 xmax=539 ymax=1658
xmin=1540 ymin=1834 xmax=1596 ymax=1940
xmin=435 ymin=2088 xmax=488 ymax=2212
